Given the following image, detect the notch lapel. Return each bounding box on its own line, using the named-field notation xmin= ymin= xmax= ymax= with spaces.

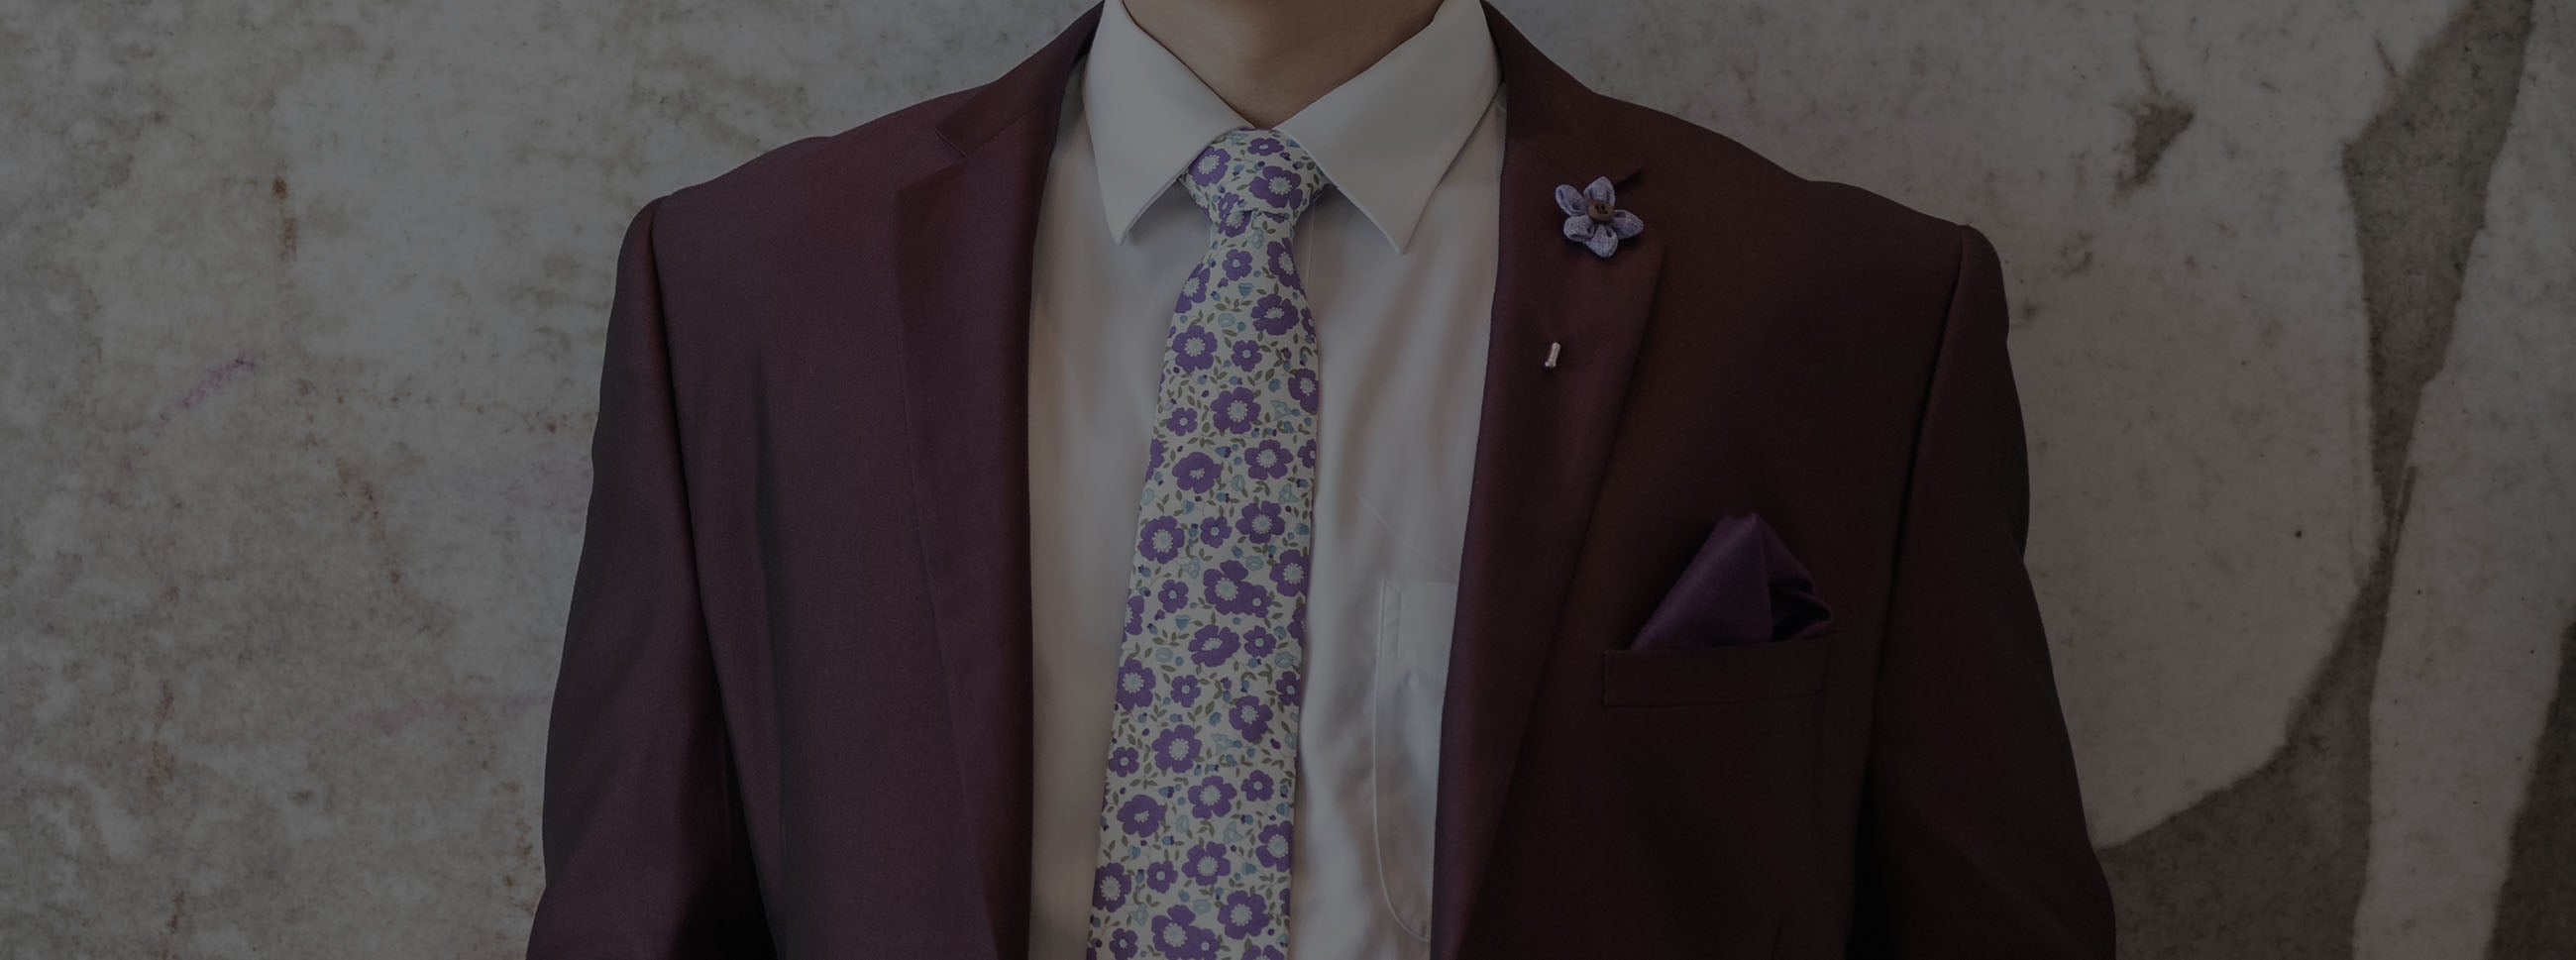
xmin=891 ymin=7 xmax=1099 ymax=959
xmin=1430 ymin=8 xmax=1664 ymax=960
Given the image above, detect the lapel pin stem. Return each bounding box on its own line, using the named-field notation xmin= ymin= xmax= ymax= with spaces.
xmin=1544 ymin=341 xmax=1562 ymax=370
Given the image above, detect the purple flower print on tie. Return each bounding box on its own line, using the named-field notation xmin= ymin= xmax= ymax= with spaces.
xmin=1244 ymin=135 xmax=1284 ymax=156
xmin=1253 ymin=822 xmax=1293 ymax=871
xmin=1109 ymin=928 xmax=1139 ymax=960
xmin=1242 ymin=626 xmax=1276 ymax=658
xmin=1146 ymin=436 xmax=1164 ymax=474
xmin=1151 ymin=725 xmax=1203 ymax=773
xmin=1243 ymin=439 xmax=1292 ymax=481
xmin=1183 ymin=840 xmax=1232 ymax=887
xmin=1145 ymin=860 xmax=1178 ymax=893
xmin=1268 ymin=549 xmax=1308 ymax=598
xmin=1274 ymin=669 xmax=1301 ymax=705
xmin=1151 ymin=906 xmax=1221 ymax=960
xmin=1229 ymin=339 xmax=1262 ymax=373
xmin=1171 ymin=323 xmax=1218 ymax=372
xmin=1188 ymin=147 xmax=1229 ymax=187
xmin=1286 ymin=369 xmax=1319 ymax=414
xmin=1242 ymin=768 xmax=1275 ymax=802
xmin=1118 ymin=794 xmax=1166 ymax=837
xmin=1220 ymin=890 xmax=1271 ymax=939
xmin=1227 ymin=694 xmax=1272 ymax=741
xmin=1221 ymin=249 xmax=1253 ymax=283
xmin=1156 ymin=579 xmax=1188 ymax=613
xmin=1173 ymin=451 xmax=1222 ymax=493
xmin=1247 ymin=163 xmax=1305 ymax=210
xmin=1296 ymin=438 xmax=1316 ymax=470
xmin=1188 ymin=624 xmax=1239 ymax=667
xmin=1209 ymin=386 xmax=1262 ymax=434
xmin=1235 ymin=501 xmax=1284 ymax=545
xmin=1174 ymin=262 xmax=1213 ymax=313
xmin=1287 ymin=602 xmax=1306 ymax=643
xmin=1213 ymin=192 xmax=1248 ymax=236
xmin=1556 ymin=175 xmax=1644 ymax=259
xmin=1169 ymin=674 xmax=1201 ymax=707
xmin=1163 ymin=405 xmax=1198 ymax=437
xmin=1137 ymin=516 xmax=1186 ymax=564
xmin=1114 ymin=658 xmax=1156 ymax=709
xmin=1248 ymin=293 xmax=1299 ymax=337
xmin=1109 ymin=745 xmax=1141 ymax=777
xmin=1263 ymin=239 xmax=1297 ymax=284
xmin=1189 ymin=776 xmax=1237 ymax=819
xmin=1197 ymin=515 xmax=1229 ymax=546
xmin=1203 ymin=561 xmax=1271 ymax=617
xmin=1094 ymin=862 xmax=1133 ymax=912
xmin=1125 ymin=594 xmax=1144 ymax=635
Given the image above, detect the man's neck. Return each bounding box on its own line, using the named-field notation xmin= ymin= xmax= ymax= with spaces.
xmin=1121 ymin=0 xmax=1445 ymax=128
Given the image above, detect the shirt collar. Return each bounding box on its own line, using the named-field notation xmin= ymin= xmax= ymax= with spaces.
xmin=1081 ymin=0 xmax=1501 ymax=253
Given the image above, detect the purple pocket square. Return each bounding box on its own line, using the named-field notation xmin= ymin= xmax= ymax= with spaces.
xmin=1631 ymin=512 xmax=1835 ymax=649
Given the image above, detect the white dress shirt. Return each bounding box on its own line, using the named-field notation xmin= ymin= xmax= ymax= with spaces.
xmin=1023 ymin=0 xmax=1503 ymax=956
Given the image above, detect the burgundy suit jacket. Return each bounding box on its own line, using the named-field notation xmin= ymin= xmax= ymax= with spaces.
xmin=529 ymin=4 xmax=2115 ymax=958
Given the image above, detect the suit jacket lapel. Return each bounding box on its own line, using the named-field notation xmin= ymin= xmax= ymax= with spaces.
xmin=892 ymin=7 xmax=1100 ymax=958
xmin=1431 ymin=8 xmax=1664 ymax=960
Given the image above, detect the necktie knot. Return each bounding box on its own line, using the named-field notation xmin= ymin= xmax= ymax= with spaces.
xmin=1182 ymin=128 xmax=1329 ymax=231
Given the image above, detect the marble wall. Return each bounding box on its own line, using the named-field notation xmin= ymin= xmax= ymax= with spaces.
xmin=3 ymin=0 xmax=2566 ymax=955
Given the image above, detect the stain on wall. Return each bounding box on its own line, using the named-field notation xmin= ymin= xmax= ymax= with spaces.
xmin=2116 ymin=52 xmax=2195 ymax=193
xmin=2096 ymin=490 xmax=2406 ymax=960
xmin=2096 ymin=0 xmax=2540 ymax=956
xmin=2342 ymin=0 xmax=2535 ymax=528
xmin=2487 ymin=617 xmax=2576 ymax=959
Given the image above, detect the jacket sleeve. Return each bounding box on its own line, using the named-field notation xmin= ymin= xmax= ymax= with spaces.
xmin=528 ymin=196 xmax=774 ymax=958
xmin=1848 ymin=223 xmax=2115 ymax=958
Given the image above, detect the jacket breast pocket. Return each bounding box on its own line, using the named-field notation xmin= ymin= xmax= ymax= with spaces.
xmin=1598 ymin=627 xmax=1839 ymax=708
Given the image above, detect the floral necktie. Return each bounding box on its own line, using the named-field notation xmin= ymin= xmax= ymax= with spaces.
xmin=1085 ymin=128 xmax=1331 ymax=960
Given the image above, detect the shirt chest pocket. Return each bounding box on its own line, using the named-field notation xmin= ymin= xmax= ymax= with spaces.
xmin=1370 ymin=578 xmax=1456 ymax=942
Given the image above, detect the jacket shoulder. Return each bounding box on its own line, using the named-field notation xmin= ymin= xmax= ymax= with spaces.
xmin=1608 ymin=96 xmax=1966 ymax=273
xmin=1604 ymin=96 xmax=1991 ymax=375
xmin=648 ymin=86 xmax=977 ymax=241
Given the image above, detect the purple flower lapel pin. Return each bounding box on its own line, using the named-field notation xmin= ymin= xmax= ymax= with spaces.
xmin=1556 ymin=175 xmax=1644 ymax=259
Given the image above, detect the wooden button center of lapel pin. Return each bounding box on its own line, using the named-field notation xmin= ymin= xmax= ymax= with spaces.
xmin=1585 ymin=199 xmax=1616 ymax=222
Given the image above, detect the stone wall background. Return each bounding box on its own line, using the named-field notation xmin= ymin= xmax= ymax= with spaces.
xmin=4 ymin=0 xmax=2568 ymax=955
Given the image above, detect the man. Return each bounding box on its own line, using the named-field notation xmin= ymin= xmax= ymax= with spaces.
xmin=529 ymin=0 xmax=2116 ymax=956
